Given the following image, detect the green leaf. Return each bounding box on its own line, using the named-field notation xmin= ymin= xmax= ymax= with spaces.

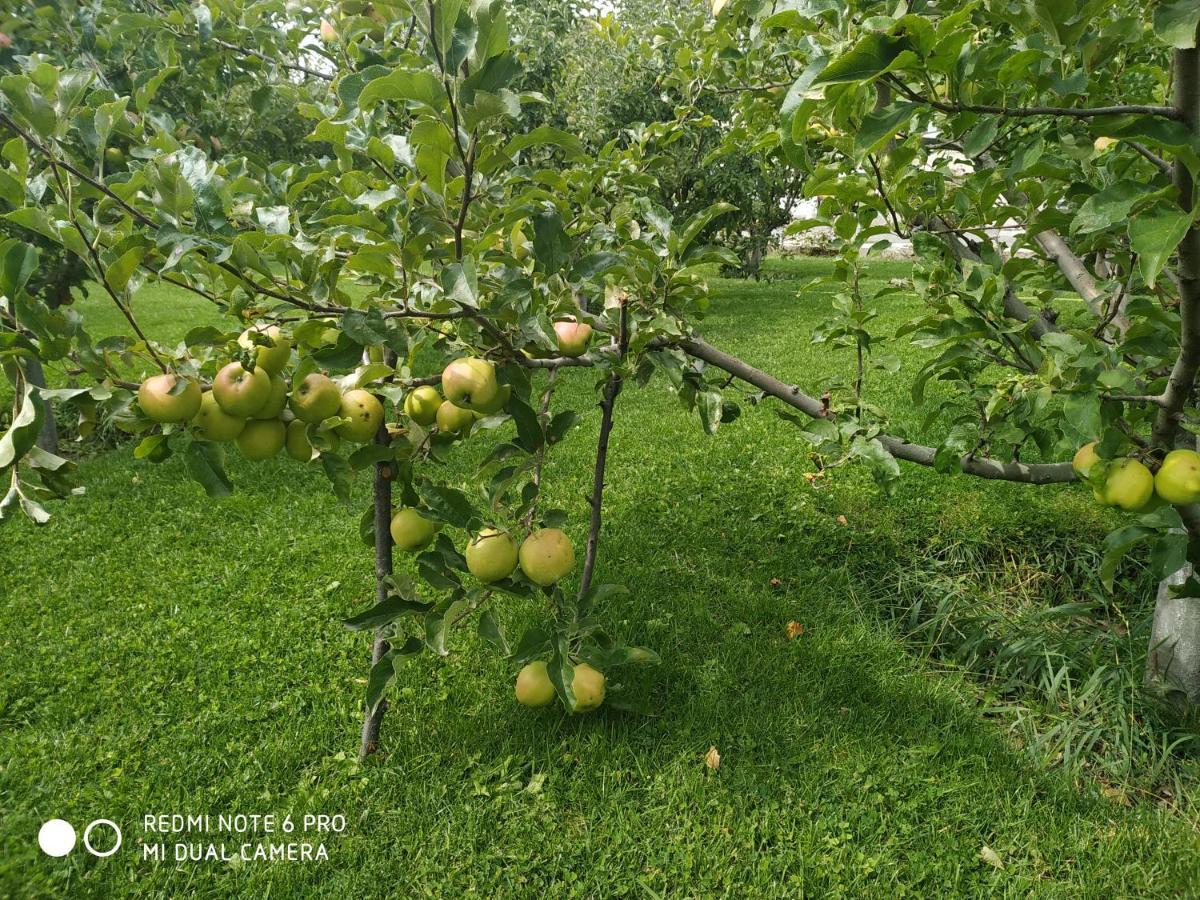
xmin=1129 ymin=205 xmax=1191 ymax=285
xmin=104 ymin=246 xmax=146 ymax=294
xmin=677 ymin=202 xmax=736 ymax=258
xmin=855 ymin=103 xmax=916 ymax=156
xmin=1154 ymin=0 xmax=1200 ymax=48
xmin=509 ymin=394 xmax=543 ymax=452
xmin=532 ymin=210 xmax=571 ymax=274
xmin=0 ymin=383 xmax=44 ymax=469
xmin=358 ymin=70 xmax=446 ymax=111
xmin=503 ymin=125 xmax=584 ymax=159
xmin=364 ymin=636 xmax=425 ymax=715
xmin=478 ymin=608 xmax=510 ymax=655
xmin=183 ymin=442 xmax=233 ymax=498
xmin=697 ymin=389 xmax=723 ymax=435
xmin=0 ymin=239 xmax=38 ymax=299
xmin=417 ymin=481 xmax=476 ymax=528
xmin=1100 ymin=523 xmax=1158 ymax=590
xmin=815 ymin=33 xmax=909 ymax=85
xmin=322 ymin=454 xmax=354 ymax=505
xmin=343 ymin=594 xmax=433 ymax=630
xmin=1070 ymin=181 xmax=1153 ymax=235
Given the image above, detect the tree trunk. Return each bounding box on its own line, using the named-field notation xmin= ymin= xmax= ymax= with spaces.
xmin=24 ymin=355 xmax=59 ymax=454
xmin=1146 ymin=563 xmax=1200 ymax=710
xmin=358 ymin=420 xmax=393 ymax=759
xmin=1146 ymin=34 xmax=1200 ymax=708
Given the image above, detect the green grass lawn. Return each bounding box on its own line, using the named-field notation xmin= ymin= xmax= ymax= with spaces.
xmin=3 ymin=257 xmax=1199 ymax=897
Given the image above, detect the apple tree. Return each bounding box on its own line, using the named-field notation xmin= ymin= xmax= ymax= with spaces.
xmin=641 ymin=0 xmax=1200 ymax=707
xmin=0 ymin=0 xmax=750 ymax=755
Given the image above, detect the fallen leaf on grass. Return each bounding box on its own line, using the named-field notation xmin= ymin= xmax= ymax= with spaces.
xmin=704 ymin=746 xmax=721 ymax=770
xmin=980 ymin=846 xmax=1004 ymax=869
xmin=835 ymin=515 xmax=848 ymax=526
xmin=785 ymin=621 xmax=805 ymax=640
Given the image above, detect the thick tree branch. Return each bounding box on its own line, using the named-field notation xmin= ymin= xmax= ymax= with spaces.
xmin=678 ymin=337 xmax=1077 ymax=485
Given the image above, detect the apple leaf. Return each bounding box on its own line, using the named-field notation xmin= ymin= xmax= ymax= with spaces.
xmin=1130 ymin=205 xmax=1192 ymax=286
xmin=321 ymin=454 xmax=353 ymax=505
xmin=815 ymin=33 xmax=910 ymax=85
xmin=1070 ymin=181 xmax=1153 ymax=235
xmin=477 ymin=608 xmax=510 ymax=655
xmin=547 ymin=636 xmax=577 ymax=711
xmin=364 ymin=636 xmax=425 ymax=716
xmin=1154 ymin=0 xmax=1200 ymax=48
xmin=0 ymin=383 xmax=44 ymax=470
xmin=343 ymin=594 xmax=433 ymax=631
xmin=511 ymin=626 xmax=551 ymax=664
xmin=416 ymin=480 xmax=476 ymax=528
xmin=509 ymin=394 xmax=543 ymax=452
xmin=532 ymin=210 xmax=571 ymax=274
xmin=358 ymin=70 xmax=446 ymax=111
xmin=183 ymin=441 xmax=233 ymax=498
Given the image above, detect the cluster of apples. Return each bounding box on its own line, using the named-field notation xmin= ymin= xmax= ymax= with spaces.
xmin=390 ymin=505 xmax=603 ymax=710
xmin=136 ymin=326 xmax=384 ymax=461
xmin=1074 ymin=442 xmax=1200 ymax=512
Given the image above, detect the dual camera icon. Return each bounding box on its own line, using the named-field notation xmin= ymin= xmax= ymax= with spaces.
xmin=38 ymin=818 xmax=122 ymax=858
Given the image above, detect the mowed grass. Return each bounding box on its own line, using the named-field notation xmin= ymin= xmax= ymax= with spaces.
xmin=2 ymin=257 xmax=1199 ymax=897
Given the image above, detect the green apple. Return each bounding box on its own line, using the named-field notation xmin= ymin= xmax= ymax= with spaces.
xmin=289 ymin=372 xmax=342 ymax=423
xmin=334 ymin=389 xmax=384 ymax=442
xmin=213 ymin=362 xmax=272 ymax=417
xmin=519 ymin=528 xmax=576 ymax=586
xmin=252 ymin=374 xmax=288 ymax=419
xmin=515 ymin=661 xmax=555 ymax=707
xmin=471 ymin=384 xmax=512 ymax=417
xmin=1098 ymin=458 xmax=1155 ymax=512
xmin=465 ymin=528 xmax=518 ymax=582
xmin=1155 ymin=449 xmax=1200 ymax=505
xmin=1072 ymin=441 xmax=1100 ymax=478
xmin=570 ymin=663 xmax=605 ymax=713
xmin=238 ymin=325 xmax=292 ymax=375
xmin=403 ymin=385 xmax=442 ymax=426
xmin=554 ymin=320 xmax=593 ymax=357
xmin=236 ymin=418 xmax=286 ymax=461
xmin=104 ymin=146 xmax=125 ymax=167
xmin=191 ymin=391 xmax=246 ymax=441
xmin=436 ymin=400 xmax=475 ymax=435
xmin=137 ymin=373 xmax=202 ymax=423
xmin=389 ymin=507 xmax=440 ymax=551
xmin=441 ymin=357 xmax=500 ymax=411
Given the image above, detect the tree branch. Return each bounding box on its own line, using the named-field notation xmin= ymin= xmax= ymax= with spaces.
xmin=578 ymin=302 xmax=629 ymax=600
xmin=678 ymin=337 xmax=1077 ymax=485
xmin=886 ymin=77 xmax=1180 ymax=121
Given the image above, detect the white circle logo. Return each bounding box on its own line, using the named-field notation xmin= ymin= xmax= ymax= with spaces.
xmin=38 ymin=819 xmax=76 ymax=857
xmin=83 ymin=819 xmax=122 ymax=857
